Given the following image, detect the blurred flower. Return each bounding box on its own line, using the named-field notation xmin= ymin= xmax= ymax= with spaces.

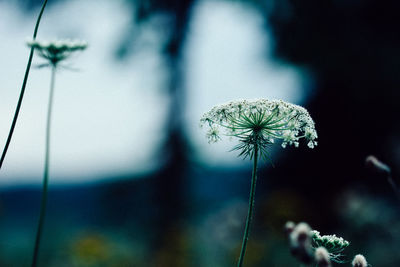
xmin=284 ymin=221 xmax=296 ymax=236
xmin=352 ymin=254 xmax=368 ymax=267
xmin=28 ymin=38 xmax=87 ymax=267
xmin=27 ymin=39 xmax=87 ymax=66
xmin=315 ymin=247 xmax=331 ymax=267
xmin=288 ymin=222 xmax=313 ymax=264
xmin=200 ymin=99 xmax=317 ymax=159
xmin=288 ymin=222 xmax=354 ymax=265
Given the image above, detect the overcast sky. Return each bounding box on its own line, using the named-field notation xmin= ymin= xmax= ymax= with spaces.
xmin=0 ymin=0 xmax=311 ymax=185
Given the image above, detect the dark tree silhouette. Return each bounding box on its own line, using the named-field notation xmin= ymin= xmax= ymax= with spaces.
xmin=121 ymin=0 xmax=197 ymax=258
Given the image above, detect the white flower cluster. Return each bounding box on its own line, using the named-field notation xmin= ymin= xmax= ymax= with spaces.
xmin=200 ymin=99 xmax=318 ymax=149
xmin=311 ymin=230 xmax=350 ymax=252
xmin=27 ymin=39 xmax=87 ymax=66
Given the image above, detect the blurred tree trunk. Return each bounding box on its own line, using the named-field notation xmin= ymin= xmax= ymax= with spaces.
xmin=136 ymin=0 xmax=195 ymax=257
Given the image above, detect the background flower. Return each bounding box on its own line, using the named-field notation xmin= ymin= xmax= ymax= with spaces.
xmin=27 ymin=39 xmax=87 ymax=66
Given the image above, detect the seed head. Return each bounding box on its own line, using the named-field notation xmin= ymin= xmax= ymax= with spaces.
xmin=200 ymin=99 xmax=318 ymax=159
xmin=352 ymin=254 xmax=368 ymax=267
xmin=27 ymin=39 xmax=87 ymax=66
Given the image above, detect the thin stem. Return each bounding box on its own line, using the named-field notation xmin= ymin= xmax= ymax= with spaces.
xmin=387 ymin=175 xmax=400 ymax=201
xmin=0 ymin=0 xmax=49 ymax=170
xmin=237 ymin=144 xmax=259 ymax=267
xmin=31 ymin=66 xmax=56 ymax=267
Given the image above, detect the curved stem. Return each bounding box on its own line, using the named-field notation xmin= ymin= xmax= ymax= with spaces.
xmin=31 ymin=66 xmax=56 ymax=267
xmin=0 ymin=0 xmax=49 ymax=170
xmin=237 ymin=144 xmax=259 ymax=267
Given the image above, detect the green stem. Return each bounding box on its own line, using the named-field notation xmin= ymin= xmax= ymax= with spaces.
xmin=31 ymin=66 xmax=56 ymax=267
xmin=0 ymin=0 xmax=49 ymax=170
xmin=237 ymin=144 xmax=259 ymax=267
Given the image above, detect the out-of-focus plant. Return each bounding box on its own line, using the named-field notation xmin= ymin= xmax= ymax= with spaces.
xmin=286 ymin=222 xmax=313 ymax=264
xmin=314 ymin=247 xmax=332 ymax=267
xmin=200 ymin=99 xmax=318 ymax=266
xmin=365 ymin=155 xmax=400 ymax=200
xmin=352 ymin=254 xmax=368 ymax=267
xmin=27 ymin=39 xmax=87 ymax=267
xmin=285 ymin=221 xmax=368 ymax=267
xmin=68 ymin=231 xmax=143 ymax=267
xmin=70 ymin=233 xmax=110 ymax=266
xmin=0 ymin=0 xmax=48 ymax=170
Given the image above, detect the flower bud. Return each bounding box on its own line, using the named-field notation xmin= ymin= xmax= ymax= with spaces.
xmin=315 ymin=247 xmax=331 ymax=267
xmin=284 ymin=221 xmax=295 ymax=236
xmin=289 ymin=222 xmax=313 ymax=264
xmin=352 ymin=254 xmax=367 ymax=267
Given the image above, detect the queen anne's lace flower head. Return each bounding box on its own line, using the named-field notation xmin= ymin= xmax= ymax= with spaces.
xmin=311 ymin=230 xmax=349 ymax=263
xmin=311 ymin=230 xmax=350 ymax=252
xmin=27 ymin=39 xmax=87 ymax=66
xmin=200 ymin=99 xmax=318 ymax=159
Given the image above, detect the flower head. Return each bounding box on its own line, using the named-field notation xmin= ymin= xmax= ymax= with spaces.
xmin=27 ymin=39 xmax=87 ymax=66
xmin=311 ymin=230 xmax=350 ymax=252
xmin=284 ymin=221 xmax=296 ymax=236
xmin=311 ymin=230 xmax=349 ymax=263
xmin=288 ymin=222 xmax=313 ymax=264
xmin=352 ymin=254 xmax=367 ymax=267
xmin=290 ymin=222 xmax=312 ymax=249
xmin=314 ymin=247 xmax=332 ymax=267
xmin=200 ymin=99 xmax=317 ymax=159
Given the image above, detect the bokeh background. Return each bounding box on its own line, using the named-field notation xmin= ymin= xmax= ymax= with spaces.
xmin=0 ymin=0 xmax=400 ymax=266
